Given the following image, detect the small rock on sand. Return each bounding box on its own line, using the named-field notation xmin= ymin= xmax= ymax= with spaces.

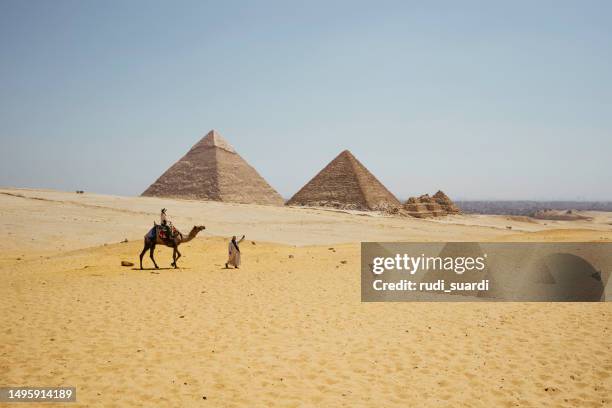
xmin=121 ymin=261 xmax=134 ymax=267
xmin=288 ymin=255 xmax=294 ymax=259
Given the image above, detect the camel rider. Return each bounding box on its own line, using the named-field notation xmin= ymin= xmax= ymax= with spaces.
xmin=160 ymin=208 xmax=172 ymax=238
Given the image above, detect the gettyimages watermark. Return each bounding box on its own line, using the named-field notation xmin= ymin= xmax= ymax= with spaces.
xmin=361 ymin=242 xmax=611 ymax=302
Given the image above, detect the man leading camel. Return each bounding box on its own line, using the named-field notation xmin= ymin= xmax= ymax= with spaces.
xmin=226 ymin=235 xmax=245 ymax=269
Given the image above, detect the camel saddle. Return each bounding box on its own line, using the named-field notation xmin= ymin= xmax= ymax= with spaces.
xmin=147 ymin=223 xmax=178 ymax=242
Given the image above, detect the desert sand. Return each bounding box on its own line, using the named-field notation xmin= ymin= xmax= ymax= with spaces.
xmin=1 ymin=188 xmax=611 ymax=407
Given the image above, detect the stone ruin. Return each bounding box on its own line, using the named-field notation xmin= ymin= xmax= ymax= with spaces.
xmin=403 ymin=190 xmax=461 ymax=218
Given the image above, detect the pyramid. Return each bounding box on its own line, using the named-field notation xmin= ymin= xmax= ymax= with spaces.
xmin=432 ymin=190 xmax=461 ymax=214
xmin=403 ymin=190 xmax=461 ymax=218
xmin=142 ymin=130 xmax=284 ymax=206
xmin=287 ymin=150 xmax=400 ymax=211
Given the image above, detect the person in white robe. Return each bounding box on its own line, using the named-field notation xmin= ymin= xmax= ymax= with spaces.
xmin=160 ymin=208 xmax=173 ymax=238
xmin=226 ymin=235 xmax=245 ymax=269
xmin=160 ymin=208 xmax=168 ymax=225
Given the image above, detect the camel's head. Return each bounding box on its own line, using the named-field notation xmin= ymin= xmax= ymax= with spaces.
xmin=194 ymin=225 xmax=206 ymax=232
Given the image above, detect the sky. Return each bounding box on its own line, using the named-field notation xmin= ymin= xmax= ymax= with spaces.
xmin=1 ymin=0 xmax=611 ymax=200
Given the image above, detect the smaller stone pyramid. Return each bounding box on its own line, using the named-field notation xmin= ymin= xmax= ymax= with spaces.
xmin=403 ymin=190 xmax=461 ymax=218
xmin=142 ymin=130 xmax=284 ymax=206
xmin=287 ymin=150 xmax=400 ymax=211
xmin=432 ymin=190 xmax=461 ymax=214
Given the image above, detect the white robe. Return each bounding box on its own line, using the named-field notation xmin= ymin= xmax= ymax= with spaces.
xmin=227 ymin=237 xmax=244 ymax=267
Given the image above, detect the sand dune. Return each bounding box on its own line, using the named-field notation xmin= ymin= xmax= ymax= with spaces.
xmin=1 ymin=188 xmax=611 ymax=407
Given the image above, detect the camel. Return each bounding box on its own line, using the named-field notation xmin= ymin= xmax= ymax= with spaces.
xmin=139 ymin=224 xmax=205 ymax=269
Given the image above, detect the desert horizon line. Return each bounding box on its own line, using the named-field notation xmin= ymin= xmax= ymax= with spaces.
xmin=2 ymin=185 xmax=612 ymax=204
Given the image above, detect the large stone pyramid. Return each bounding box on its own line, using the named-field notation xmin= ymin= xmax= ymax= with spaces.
xmin=142 ymin=130 xmax=284 ymax=205
xmin=287 ymin=150 xmax=400 ymax=211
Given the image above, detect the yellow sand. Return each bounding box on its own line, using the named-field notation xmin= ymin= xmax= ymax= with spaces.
xmin=1 ymin=188 xmax=611 ymax=407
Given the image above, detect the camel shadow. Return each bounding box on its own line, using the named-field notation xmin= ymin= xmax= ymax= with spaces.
xmin=132 ymin=267 xmax=191 ymax=271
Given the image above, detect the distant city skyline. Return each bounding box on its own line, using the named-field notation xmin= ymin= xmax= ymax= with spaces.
xmin=1 ymin=1 xmax=611 ymax=200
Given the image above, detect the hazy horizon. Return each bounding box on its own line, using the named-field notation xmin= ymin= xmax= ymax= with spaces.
xmin=1 ymin=1 xmax=611 ymax=201
xmin=5 ymin=184 xmax=612 ymax=203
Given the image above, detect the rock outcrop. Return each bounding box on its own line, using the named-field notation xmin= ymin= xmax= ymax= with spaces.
xmin=532 ymin=209 xmax=591 ymax=221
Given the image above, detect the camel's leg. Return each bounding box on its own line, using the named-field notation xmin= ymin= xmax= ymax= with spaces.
xmin=175 ymin=247 xmax=182 ymax=268
xmin=171 ymin=246 xmax=178 ymax=269
xmin=139 ymin=240 xmax=150 ymax=270
xmin=150 ymin=244 xmax=159 ymax=269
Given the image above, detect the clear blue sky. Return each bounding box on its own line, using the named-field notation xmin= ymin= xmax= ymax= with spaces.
xmin=1 ymin=0 xmax=611 ymax=200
